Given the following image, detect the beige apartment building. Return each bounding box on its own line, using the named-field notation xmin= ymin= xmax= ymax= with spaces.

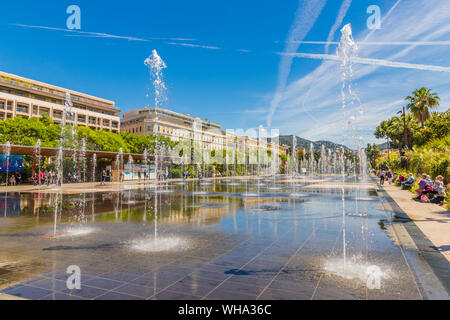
xmin=121 ymin=107 xmax=287 ymax=155
xmin=0 ymin=71 xmax=120 ymax=132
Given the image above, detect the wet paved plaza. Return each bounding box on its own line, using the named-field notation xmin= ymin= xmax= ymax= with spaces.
xmin=0 ymin=176 xmax=447 ymax=300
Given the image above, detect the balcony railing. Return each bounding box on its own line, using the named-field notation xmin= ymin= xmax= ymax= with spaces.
xmin=0 ymin=76 xmax=119 ymax=111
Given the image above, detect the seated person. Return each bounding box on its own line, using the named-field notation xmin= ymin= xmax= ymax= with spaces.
xmin=423 ymin=176 xmax=438 ymax=197
xmin=430 ymin=176 xmax=446 ymax=206
xmin=415 ymin=174 xmax=429 ymax=199
xmin=401 ymin=173 xmax=415 ymax=190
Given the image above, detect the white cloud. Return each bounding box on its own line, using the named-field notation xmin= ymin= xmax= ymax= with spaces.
xmin=265 ymin=0 xmax=450 ymax=148
xmin=267 ymin=0 xmax=328 ymax=127
xmin=325 ymin=0 xmax=352 ymax=54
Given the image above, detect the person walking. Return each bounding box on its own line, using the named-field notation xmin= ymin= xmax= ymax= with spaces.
xmin=379 ymin=169 xmax=385 ymax=185
xmin=101 ymin=169 xmax=106 ymax=185
xmin=387 ymin=170 xmax=393 ymax=185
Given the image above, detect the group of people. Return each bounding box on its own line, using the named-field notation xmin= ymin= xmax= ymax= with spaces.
xmin=7 ymin=172 xmax=22 ymax=186
xmin=414 ymin=174 xmax=446 ymax=206
xmin=378 ymin=169 xmax=446 ymax=206
xmin=30 ymin=170 xmax=61 ymax=186
xmin=182 ymin=170 xmax=204 ymax=183
xmin=378 ymin=169 xmax=394 ymax=185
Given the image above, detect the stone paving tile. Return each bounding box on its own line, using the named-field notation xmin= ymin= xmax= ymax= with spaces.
xmin=84 ymin=277 xmax=125 ymax=291
xmin=1 ymin=285 xmax=51 ymax=300
xmin=165 ymin=276 xmax=223 ymax=297
xmin=60 ymin=285 xmax=108 ymax=299
xmin=189 ymin=269 xmax=230 ymax=282
xmin=151 ymin=290 xmax=202 ymax=300
xmin=96 ymin=273 xmax=142 ymax=282
xmin=197 ymin=264 xmax=235 ymax=274
xmin=129 ymin=275 xmax=177 ymax=290
xmin=213 ymin=280 xmax=266 ymax=296
xmin=96 ymin=291 xmax=145 ymax=300
xmin=311 ymin=279 xmax=366 ymax=300
xmin=204 ymin=288 xmax=256 ymax=300
xmin=267 ymin=278 xmax=317 ymax=296
xmin=257 ymin=288 xmax=311 ymax=300
xmin=39 ymin=293 xmax=88 ymax=300
xmin=113 ymin=283 xmax=157 ymax=299
xmin=27 ymin=278 xmax=68 ymax=291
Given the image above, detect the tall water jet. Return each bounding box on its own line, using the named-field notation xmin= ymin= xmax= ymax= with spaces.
xmin=34 ymin=139 xmax=41 ymax=185
xmin=116 ymin=148 xmax=123 ymax=182
xmin=337 ymin=23 xmax=358 ymax=268
xmin=92 ymin=153 xmax=97 ymax=182
xmin=309 ymin=143 xmax=315 ymax=178
xmin=56 ymin=146 xmax=63 ymax=186
xmin=143 ymin=148 xmax=148 ymax=182
xmin=258 ymin=125 xmax=265 ymax=177
xmin=3 ymin=141 xmax=11 ymax=186
xmin=292 ymin=136 xmax=297 ymax=178
xmin=80 ymin=138 xmax=86 ymax=183
xmin=144 ymin=50 xmax=168 ymax=108
xmin=320 ymin=145 xmax=326 ymax=174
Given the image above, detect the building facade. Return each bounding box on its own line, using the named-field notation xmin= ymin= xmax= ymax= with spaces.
xmin=121 ymin=107 xmax=287 ymax=155
xmin=0 ymin=71 xmax=120 ymax=132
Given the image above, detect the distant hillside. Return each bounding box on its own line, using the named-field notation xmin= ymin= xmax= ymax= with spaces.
xmin=377 ymin=142 xmax=390 ymax=150
xmin=278 ymin=135 xmax=351 ymax=151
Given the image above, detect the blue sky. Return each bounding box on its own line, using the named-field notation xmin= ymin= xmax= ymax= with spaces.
xmin=0 ymin=0 xmax=449 ymax=147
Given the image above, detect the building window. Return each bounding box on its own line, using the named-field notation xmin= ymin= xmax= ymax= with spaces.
xmin=53 ymin=110 xmax=63 ymax=119
xmin=16 ymin=104 xmax=29 ymax=114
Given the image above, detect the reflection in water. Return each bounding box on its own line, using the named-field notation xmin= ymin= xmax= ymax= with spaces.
xmin=0 ymin=176 xmax=425 ymax=299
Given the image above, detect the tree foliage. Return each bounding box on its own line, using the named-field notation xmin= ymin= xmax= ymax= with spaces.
xmin=405 ymin=87 xmax=440 ymax=128
xmin=374 ymin=110 xmax=449 ymax=149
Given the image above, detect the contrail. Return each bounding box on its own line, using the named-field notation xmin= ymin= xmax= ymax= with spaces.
xmin=167 ymin=42 xmax=221 ymax=50
xmin=10 ymin=23 xmax=198 ymax=42
xmin=282 ymin=41 xmax=450 ymax=46
xmin=267 ymin=0 xmax=328 ymax=127
xmin=282 ymin=52 xmax=450 ymax=72
xmin=325 ymin=0 xmax=352 ymax=53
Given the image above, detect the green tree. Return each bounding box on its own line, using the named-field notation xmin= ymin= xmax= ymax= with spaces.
xmin=405 ymin=87 xmax=440 ymax=128
xmin=366 ymin=144 xmax=381 ymax=168
xmin=420 ymin=110 xmax=450 ymax=143
xmin=374 ymin=114 xmax=421 ymax=149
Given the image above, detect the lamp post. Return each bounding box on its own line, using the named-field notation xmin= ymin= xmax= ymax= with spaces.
xmin=397 ymin=106 xmax=407 ymax=151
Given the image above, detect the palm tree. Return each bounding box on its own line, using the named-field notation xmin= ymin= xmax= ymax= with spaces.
xmin=405 ymin=87 xmax=440 ymax=128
